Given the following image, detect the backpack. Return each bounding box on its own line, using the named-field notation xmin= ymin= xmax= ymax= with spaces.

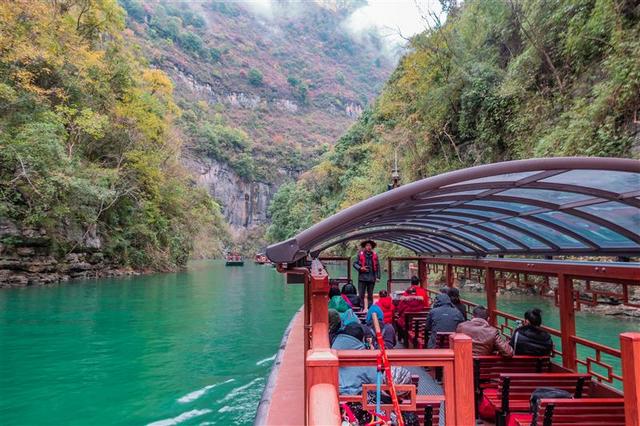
xmin=530 ymin=387 xmax=573 ymax=425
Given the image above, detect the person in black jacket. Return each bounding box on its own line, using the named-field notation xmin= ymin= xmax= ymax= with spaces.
xmin=510 ymin=308 xmax=553 ymax=356
xmin=425 ymin=294 xmax=465 ymax=348
xmin=447 ymin=287 xmax=468 ymax=320
xmin=341 ymin=282 xmax=362 ymax=310
xmin=353 ymin=240 xmax=380 ymax=308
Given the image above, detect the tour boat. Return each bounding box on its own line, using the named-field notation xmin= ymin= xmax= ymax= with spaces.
xmin=255 ymin=158 xmax=640 ymax=426
xmin=225 ymin=253 xmax=244 ymax=266
xmin=255 ymin=254 xmax=269 ymax=264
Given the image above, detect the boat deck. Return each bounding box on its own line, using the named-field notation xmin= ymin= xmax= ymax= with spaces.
xmin=257 ymin=310 xmax=305 ymax=425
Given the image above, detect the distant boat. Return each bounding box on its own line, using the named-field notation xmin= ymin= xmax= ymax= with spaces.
xmin=254 ymin=254 xmax=268 ymax=264
xmin=225 ymin=253 xmax=244 ymax=266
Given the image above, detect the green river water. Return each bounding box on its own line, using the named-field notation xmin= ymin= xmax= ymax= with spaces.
xmin=1 ymin=260 xmax=637 ymax=425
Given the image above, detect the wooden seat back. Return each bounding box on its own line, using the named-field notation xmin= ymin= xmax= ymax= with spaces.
xmin=498 ymin=373 xmax=592 ymax=412
xmin=435 ymin=332 xmax=454 ymax=349
xmin=533 ymin=397 xmax=625 ymax=425
xmin=475 ymin=355 xmax=551 ymax=389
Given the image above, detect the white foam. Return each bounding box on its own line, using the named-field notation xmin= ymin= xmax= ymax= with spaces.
xmin=216 ymin=378 xmax=263 ymax=404
xmin=255 ymin=354 xmax=276 ymax=366
xmin=177 ymin=379 xmax=235 ymax=404
xmin=218 ymin=405 xmax=233 ymax=413
xmin=147 ymin=409 xmax=212 ymax=426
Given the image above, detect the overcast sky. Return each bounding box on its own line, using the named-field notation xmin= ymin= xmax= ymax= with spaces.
xmin=343 ymin=0 xmax=442 ymax=42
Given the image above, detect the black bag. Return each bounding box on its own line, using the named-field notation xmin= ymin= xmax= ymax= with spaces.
xmin=530 ymin=387 xmax=572 ymax=424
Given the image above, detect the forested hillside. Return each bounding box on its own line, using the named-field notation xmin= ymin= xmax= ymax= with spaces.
xmin=267 ymin=0 xmax=640 ymax=244
xmin=119 ymin=0 xmax=393 ymax=238
xmin=0 ymin=0 xmax=227 ymax=285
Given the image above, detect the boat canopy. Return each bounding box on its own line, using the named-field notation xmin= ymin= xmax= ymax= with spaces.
xmin=266 ymin=157 xmax=640 ymax=262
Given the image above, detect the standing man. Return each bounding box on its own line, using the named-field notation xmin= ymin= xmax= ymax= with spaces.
xmin=353 ymin=240 xmax=380 ymax=308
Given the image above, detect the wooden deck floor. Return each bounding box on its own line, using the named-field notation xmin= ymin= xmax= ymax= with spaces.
xmin=260 ymin=310 xmax=305 ymax=425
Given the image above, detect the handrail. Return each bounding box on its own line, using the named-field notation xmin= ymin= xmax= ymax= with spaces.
xmin=336 ymin=348 xmax=456 ymax=366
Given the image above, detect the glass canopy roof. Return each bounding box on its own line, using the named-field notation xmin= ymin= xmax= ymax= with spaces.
xmin=266 ymin=158 xmax=640 ymax=262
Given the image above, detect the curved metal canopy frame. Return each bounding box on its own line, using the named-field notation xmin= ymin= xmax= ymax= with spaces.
xmin=266 ymin=157 xmax=640 ymax=263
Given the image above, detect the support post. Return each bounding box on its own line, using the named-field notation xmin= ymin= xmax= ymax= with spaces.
xmin=418 ymin=258 xmax=428 ymax=289
xmin=306 ymin=261 xmax=339 ymax=424
xmin=621 ymin=333 xmax=640 ymax=426
xmin=446 ymin=263 xmax=454 ymax=288
xmin=310 ymin=267 xmax=330 ymax=348
xmin=451 ymin=334 xmax=476 ymax=425
xmin=387 ymin=257 xmax=393 ymax=293
xmin=557 ymin=273 xmax=577 ymax=370
xmin=485 ymin=268 xmax=497 ymax=327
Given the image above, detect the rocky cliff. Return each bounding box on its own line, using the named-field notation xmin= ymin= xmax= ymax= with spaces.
xmin=121 ymin=0 xmax=393 ymax=237
xmin=0 ymin=220 xmax=140 ymax=287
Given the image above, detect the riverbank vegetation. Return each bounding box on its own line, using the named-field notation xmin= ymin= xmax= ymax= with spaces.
xmin=267 ymin=0 xmax=640 ymax=245
xmin=0 ymin=0 xmax=228 ymax=272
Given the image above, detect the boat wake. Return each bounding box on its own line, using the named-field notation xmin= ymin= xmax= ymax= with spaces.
xmin=147 ymin=409 xmax=212 ymax=426
xmin=255 ymin=354 xmax=276 ymax=366
xmin=177 ymin=379 xmax=235 ymax=404
xmin=216 ymin=377 xmax=263 ymax=405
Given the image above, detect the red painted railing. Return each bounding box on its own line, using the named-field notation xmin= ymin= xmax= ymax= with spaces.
xmin=285 ymin=255 xmax=640 ymax=425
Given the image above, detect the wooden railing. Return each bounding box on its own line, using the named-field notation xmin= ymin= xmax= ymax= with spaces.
xmin=287 ymin=256 xmax=640 ymax=425
xmin=430 ymin=287 xmax=627 ymax=390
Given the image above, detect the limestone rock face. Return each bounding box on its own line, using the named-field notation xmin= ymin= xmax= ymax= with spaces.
xmin=0 ymin=218 xmax=135 ymax=287
xmin=184 ymin=157 xmax=278 ymax=232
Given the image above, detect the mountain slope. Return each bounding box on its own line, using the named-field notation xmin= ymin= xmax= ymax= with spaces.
xmin=267 ymin=0 xmax=640 ymax=245
xmin=0 ymin=0 xmax=227 ymax=286
xmin=120 ymin=0 xmax=394 ymax=239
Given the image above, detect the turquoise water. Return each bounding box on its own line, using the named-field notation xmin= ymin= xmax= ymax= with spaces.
xmin=0 ymin=261 xmax=302 ymax=426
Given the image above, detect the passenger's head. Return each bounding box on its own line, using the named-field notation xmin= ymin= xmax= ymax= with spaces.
xmin=410 ymin=276 xmax=420 ymax=286
xmin=360 ymin=240 xmax=376 ymax=252
xmin=439 ymin=287 xmax=449 ymax=294
xmin=329 ymin=285 xmax=341 ymax=298
xmin=341 ymin=283 xmax=357 ymax=295
xmin=447 ymin=287 xmax=461 ymax=304
xmin=379 ymin=289 xmax=388 ymax=298
xmin=328 ymin=309 xmax=341 ymax=334
xmin=472 ymin=305 xmax=489 ymax=320
xmin=524 ymin=308 xmax=543 ymax=327
xmin=343 ymin=322 xmax=365 ymax=342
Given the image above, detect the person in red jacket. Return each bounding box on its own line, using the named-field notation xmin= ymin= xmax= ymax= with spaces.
xmin=404 ymin=276 xmax=430 ymax=308
xmin=375 ymin=289 xmax=395 ymax=325
xmin=396 ymin=287 xmax=425 ymax=330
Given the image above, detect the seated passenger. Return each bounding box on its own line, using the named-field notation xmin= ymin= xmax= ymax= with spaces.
xmin=396 ymin=287 xmax=425 ymax=330
xmin=375 ymin=289 xmax=395 ymax=324
xmin=331 ymin=323 xmax=376 ymax=395
xmin=329 ymin=285 xmax=341 ymax=299
xmin=329 ymin=295 xmax=358 ymax=328
xmin=341 ymin=282 xmax=362 ymax=310
xmin=328 ymin=308 xmax=341 ymax=345
xmin=426 ymin=294 xmax=465 ymax=348
xmin=456 ymin=306 xmax=513 ymax=356
xmin=510 ymin=308 xmax=553 ymax=356
xmin=447 ymin=287 xmax=468 ymax=320
xmin=364 ymin=305 xmax=396 ymax=349
xmin=404 ymin=275 xmax=430 ymax=308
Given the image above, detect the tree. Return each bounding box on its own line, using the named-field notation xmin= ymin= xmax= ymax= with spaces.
xmin=248 ymin=68 xmax=263 ymax=86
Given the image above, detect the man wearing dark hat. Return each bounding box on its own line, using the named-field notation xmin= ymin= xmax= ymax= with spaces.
xmin=353 ymin=240 xmax=380 ymax=308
